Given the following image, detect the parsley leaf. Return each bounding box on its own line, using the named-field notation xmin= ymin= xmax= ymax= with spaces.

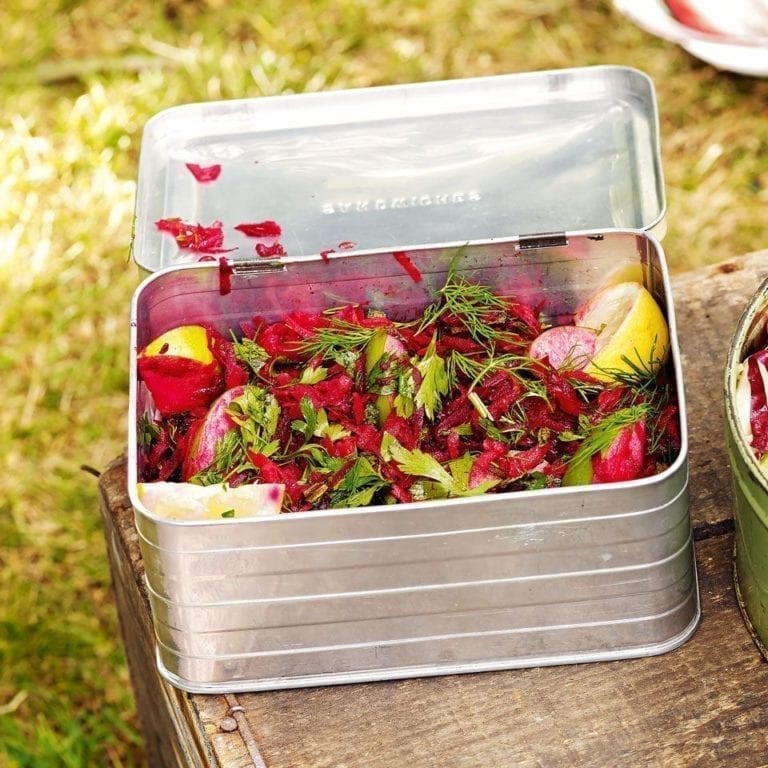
xmin=414 ymin=333 xmax=450 ymax=420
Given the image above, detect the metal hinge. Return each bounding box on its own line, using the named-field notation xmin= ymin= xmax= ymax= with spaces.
xmin=229 ymin=259 xmax=286 ymax=275
xmin=517 ymin=232 xmax=568 ymax=250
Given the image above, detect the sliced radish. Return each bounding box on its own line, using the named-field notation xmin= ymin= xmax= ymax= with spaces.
xmin=182 ymin=385 xmax=246 ymax=480
xmin=529 ymin=325 xmax=597 ymax=370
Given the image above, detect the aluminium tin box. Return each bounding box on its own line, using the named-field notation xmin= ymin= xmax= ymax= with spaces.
xmin=127 ymin=66 xmax=699 ymax=693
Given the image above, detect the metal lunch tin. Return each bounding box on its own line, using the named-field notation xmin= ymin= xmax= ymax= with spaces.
xmin=724 ymin=277 xmax=768 ymax=658
xmin=127 ymin=66 xmax=700 ymax=692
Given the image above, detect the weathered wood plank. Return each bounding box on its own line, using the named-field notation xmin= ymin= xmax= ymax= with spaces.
xmin=99 ymin=457 xmax=254 ymax=768
xmin=99 ymin=251 xmax=768 ymax=768
xmin=99 ymin=451 xmax=768 ymax=768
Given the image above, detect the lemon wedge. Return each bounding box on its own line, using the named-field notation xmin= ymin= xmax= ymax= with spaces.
xmin=137 ymin=482 xmax=284 ymax=520
xmin=141 ymin=324 xmax=214 ymax=366
xmin=575 ymin=281 xmax=669 ymax=381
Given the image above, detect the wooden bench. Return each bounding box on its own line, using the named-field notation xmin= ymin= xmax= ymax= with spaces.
xmin=99 ymin=251 xmax=768 ymax=768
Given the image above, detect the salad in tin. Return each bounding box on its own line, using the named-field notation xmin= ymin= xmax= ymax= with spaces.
xmin=134 ymin=261 xmax=680 ymax=520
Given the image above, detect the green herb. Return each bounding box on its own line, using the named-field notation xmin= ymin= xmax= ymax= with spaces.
xmin=392 ymin=369 xmax=417 ymax=420
xmin=449 ymin=350 xmax=541 ymax=398
xmin=220 ymin=509 xmax=235 ymax=518
xmin=299 ymin=365 xmax=328 ymax=384
xmin=314 ymin=407 xmax=351 ymax=441
xmin=329 ymin=456 xmax=388 ymax=508
xmin=446 ymin=452 xmax=475 ymax=489
xmin=521 ymin=473 xmax=549 ymax=491
xmin=590 ymin=337 xmax=666 ymax=388
xmin=232 ymin=335 xmax=269 ymax=375
xmin=190 ymin=430 xmax=245 ymax=485
xmin=419 ymin=266 xmax=520 ymax=347
xmin=228 ymin=385 xmax=280 ymax=456
xmin=300 ymin=320 xmax=381 ymax=360
xmin=558 ymin=430 xmax=584 ymax=442
xmin=291 ymin=395 xmax=318 ymax=444
xmin=383 ymin=437 xmax=499 ymax=497
xmin=366 ymin=351 xmax=409 ymax=396
xmin=414 ymin=333 xmax=450 ymax=420
xmin=138 ymin=414 xmax=160 ymax=446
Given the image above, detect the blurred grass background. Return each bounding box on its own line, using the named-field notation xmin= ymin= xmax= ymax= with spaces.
xmin=0 ymin=0 xmax=765 ymax=765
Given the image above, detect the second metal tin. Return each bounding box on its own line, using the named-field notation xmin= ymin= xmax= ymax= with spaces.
xmin=724 ymin=277 xmax=768 ymax=657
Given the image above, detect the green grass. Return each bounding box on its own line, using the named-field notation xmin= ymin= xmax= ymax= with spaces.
xmin=0 ymin=1 xmax=766 ymax=765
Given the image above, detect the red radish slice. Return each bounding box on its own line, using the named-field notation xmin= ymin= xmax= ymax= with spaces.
xmin=182 ymin=385 xmax=246 ymax=480
xmin=529 ymin=326 xmax=597 ymax=370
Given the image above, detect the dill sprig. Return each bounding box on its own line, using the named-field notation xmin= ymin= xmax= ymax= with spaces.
xmin=418 ymin=268 xmax=521 ymax=347
xmin=298 ymin=320 xmax=383 ymax=359
xmin=448 ymin=350 xmax=538 ymax=391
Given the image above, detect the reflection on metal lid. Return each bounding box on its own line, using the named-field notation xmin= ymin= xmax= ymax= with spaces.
xmin=133 ymin=65 xmax=665 ymax=272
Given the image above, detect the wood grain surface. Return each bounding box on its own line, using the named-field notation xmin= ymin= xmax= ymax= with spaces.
xmin=98 ymin=251 xmax=768 ymax=768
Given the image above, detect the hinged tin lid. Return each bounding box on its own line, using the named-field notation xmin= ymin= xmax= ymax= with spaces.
xmin=132 ymin=65 xmax=665 ymax=272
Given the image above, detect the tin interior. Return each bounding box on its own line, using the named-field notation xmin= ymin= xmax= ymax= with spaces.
xmin=129 ymin=229 xmax=686 ymax=511
xmin=132 ymin=66 xmax=665 ymax=272
xmin=132 ymin=231 xmax=671 ymax=345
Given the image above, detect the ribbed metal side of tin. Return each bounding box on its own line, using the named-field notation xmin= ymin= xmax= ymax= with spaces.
xmin=724 ymin=277 xmax=768 ymax=657
xmin=128 ymin=231 xmax=699 ymax=692
xmin=140 ymin=476 xmax=695 ymax=692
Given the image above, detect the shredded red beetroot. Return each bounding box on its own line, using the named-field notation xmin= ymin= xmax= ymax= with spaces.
xmin=206 ymin=328 xmax=250 ymax=391
xmin=393 ymin=251 xmax=422 ymax=283
xmin=185 ymin=163 xmax=222 ymax=183
xmin=137 ymin=355 xmax=223 ymax=417
xmin=137 ymin=272 xmax=678 ymax=513
xmin=218 ymin=257 xmax=234 ymax=296
xmin=235 ymin=221 xmax=282 ymax=238
xmin=156 ymin=218 xmax=234 ymax=254
xmin=256 ymin=241 xmax=286 ymax=258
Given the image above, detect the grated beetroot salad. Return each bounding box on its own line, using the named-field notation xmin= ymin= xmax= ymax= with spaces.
xmin=137 ymin=270 xmax=680 ymax=512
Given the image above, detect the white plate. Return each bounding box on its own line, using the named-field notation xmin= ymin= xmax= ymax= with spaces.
xmin=613 ymin=0 xmax=768 ymax=76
